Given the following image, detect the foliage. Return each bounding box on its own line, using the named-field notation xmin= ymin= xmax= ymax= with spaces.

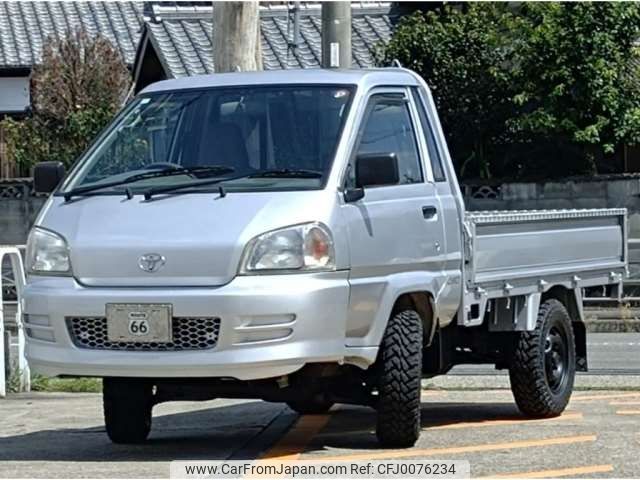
xmin=380 ymin=4 xmax=521 ymax=179
xmin=510 ymin=2 xmax=640 ymax=176
xmin=30 ymin=374 xmax=102 ymax=393
xmin=381 ymin=3 xmax=640 ymax=180
xmin=6 ymin=370 xmax=101 ymax=393
xmin=1 ymin=30 xmax=130 ymax=175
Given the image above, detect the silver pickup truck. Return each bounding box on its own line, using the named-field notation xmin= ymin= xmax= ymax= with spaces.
xmin=25 ymin=68 xmax=627 ymax=448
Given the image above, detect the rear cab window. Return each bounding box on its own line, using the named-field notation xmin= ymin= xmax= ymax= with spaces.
xmin=411 ymin=88 xmax=446 ymax=182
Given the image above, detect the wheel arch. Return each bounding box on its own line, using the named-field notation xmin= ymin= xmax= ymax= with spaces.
xmin=347 ymin=272 xmax=443 ymax=350
xmin=392 ymin=291 xmax=437 ymax=346
xmin=542 ymin=285 xmax=587 ymax=372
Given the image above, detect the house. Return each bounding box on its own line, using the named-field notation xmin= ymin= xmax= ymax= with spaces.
xmin=0 ymin=1 xmax=397 ymax=113
xmin=0 ymin=1 xmax=144 ymax=115
xmin=0 ymin=1 xmax=397 ymax=178
xmin=0 ymin=1 xmax=144 ymax=177
xmin=132 ymin=2 xmax=396 ymax=93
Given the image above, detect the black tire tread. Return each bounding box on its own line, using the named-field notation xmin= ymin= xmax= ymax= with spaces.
xmin=376 ymin=309 xmax=423 ymax=448
xmin=103 ymin=378 xmax=153 ymax=444
xmin=509 ymin=299 xmax=576 ymax=418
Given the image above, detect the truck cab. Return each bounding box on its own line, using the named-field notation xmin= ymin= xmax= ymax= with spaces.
xmin=24 ymin=69 xmax=627 ymax=447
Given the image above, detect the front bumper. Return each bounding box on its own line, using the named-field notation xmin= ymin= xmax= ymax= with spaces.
xmin=23 ymin=271 xmax=354 ymax=380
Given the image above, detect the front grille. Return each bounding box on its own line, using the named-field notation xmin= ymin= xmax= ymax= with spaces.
xmin=66 ymin=316 xmax=221 ymax=351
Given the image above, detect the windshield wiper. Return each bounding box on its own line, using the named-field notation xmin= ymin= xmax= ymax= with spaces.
xmin=143 ymin=172 xmax=251 ymax=200
xmin=248 ymin=168 xmax=323 ymax=179
xmin=142 ymin=168 xmax=323 ymax=200
xmin=62 ymin=165 xmax=235 ymax=201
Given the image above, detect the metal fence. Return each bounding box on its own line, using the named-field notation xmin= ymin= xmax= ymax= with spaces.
xmin=1 ymin=245 xmax=30 ymax=397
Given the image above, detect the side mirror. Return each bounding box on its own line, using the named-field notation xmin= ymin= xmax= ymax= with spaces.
xmin=33 ymin=161 xmax=66 ymax=194
xmin=343 ymin=153 xmax=399 ymax=203
xmin=344 ymin=153 xmax=399 ymax=203
xmin=357 ymin=152 xmax=399 ymax=188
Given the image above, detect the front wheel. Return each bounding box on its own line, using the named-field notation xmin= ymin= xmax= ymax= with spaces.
xmin=509 ymin=299 xmax=576 ymax=417
xmin=103 ymin=378 xmax=154 ymax=444
xmin=375 ymin=309 xmax=423 ymax=448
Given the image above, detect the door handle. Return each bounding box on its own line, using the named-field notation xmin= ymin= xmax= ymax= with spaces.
xmin=422 ymin=206 xmax=437 ymax=219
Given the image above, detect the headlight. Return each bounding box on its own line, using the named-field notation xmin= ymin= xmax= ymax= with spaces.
xmin=26 ymin=227 xmax=72 ymax=275
xmin=240 ymin=222 xmax=335 ymax=274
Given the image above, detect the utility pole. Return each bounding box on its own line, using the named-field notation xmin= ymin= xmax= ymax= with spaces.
xmin=213 ymin=2 xmax=262 ymax=73
xmin=321 ymin=2 xmax=351 ymax=69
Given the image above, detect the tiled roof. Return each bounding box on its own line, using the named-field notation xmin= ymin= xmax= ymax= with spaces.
xmin=0 ymin=2 xmax=396 ymax=75
xmin=0 ymin=1 xmax=144 ymax=69
xmin=142 ymin=2 xmax=395 ymax=77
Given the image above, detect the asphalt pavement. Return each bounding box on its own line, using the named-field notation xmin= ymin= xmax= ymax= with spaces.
xmin=451 ymin=333 xmax=640 ymax=376
xmin=1 ymin=332 xmax=638 ymax=478
xmin=2 ymin=390 xmax=640 ymax=478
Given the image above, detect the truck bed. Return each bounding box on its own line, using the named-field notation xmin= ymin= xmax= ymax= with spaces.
xmin=464 ymin=208 xmax=627 ymax=299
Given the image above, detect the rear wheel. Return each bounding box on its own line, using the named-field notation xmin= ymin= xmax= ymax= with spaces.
xmin=375 ymin=309 xmax=423 ymax=448
xmin=509 ymin=299 xmax=576 ymax=417
xmin=103 ymin=378 xmax=153 ymax=444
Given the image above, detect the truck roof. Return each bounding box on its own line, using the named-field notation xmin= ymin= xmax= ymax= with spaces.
xmin=140 ymin=68 xmax=421 ymax=94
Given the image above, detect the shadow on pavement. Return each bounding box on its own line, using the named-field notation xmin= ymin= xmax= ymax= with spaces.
xmin=1 ymin=400 xmax=529 ymax=461
xmin=305 ymin=402 xmax=525 ymax=451
xmin=0 ymin=400 xmax=281 ymax=462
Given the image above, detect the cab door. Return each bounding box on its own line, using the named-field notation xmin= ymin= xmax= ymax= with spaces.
xmin=341 ymin=87 xmax=447 ymax=345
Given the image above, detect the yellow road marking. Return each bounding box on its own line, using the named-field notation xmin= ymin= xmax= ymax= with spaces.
xmin=480 ymin=464 xmax=613 ymax=479
xmin=617 ymin=410 xmax=640 ymax=415
xmin=610 ymin=400 xmax=640 ymax=405
xmin=259 ymin=414 xmax=332 ymax=460
xmin=307 ymin=434 xmax=596 ymax=462
xmin=427 ymin=412 xmax=582 ymax=431
xmin=571 ymin=392 xmax=640 ymax=402
xmin=421 ymin=390 xmax=447 ymax=397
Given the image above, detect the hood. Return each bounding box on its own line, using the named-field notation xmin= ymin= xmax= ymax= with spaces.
xmin=38 ymin=191 xmax=333 ymax=287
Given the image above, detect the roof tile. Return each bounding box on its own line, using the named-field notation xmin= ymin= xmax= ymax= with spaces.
xmin=0 ymin=1 xmax=144 ymax=69
xmin=0 ymin=2 xmax=395 ymax=75
xmin=145 ymin=3 xmax=395 ymax=78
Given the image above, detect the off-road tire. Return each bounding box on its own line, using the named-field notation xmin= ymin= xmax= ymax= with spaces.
xmin=375 ymin=309 xmax=423 ymax=448
xmin=286 ymin=399 xmax=334 ymax=415
xmin=509 ymin=299 xmax=576 ymax=417
xmin=103 ymin=378 xmax=153 ymax=444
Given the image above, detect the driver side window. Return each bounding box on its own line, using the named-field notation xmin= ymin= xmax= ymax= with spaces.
xmin=347 ymin=94 xmax=423 ymax=188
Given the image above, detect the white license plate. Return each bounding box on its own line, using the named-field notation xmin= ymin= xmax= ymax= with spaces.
xmin=106 ymin=303 xmax=172 ymax=343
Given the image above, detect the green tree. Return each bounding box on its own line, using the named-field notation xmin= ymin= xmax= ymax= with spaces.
xmin=381 ymin=2 xmax=640 ymax=180
xmin=510 ymin=2 xmax=640 ymax=176
xmin=1 ymin=30 xmax=130 ymax=176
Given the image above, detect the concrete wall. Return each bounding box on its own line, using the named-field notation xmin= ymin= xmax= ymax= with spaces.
xmin=0 ymin=181 xmax=46 ymax=246
xmin=463 ymin=176 xmax=640 ymax=237
xmin=1 ymin=174 xmax=639 ymax=243
xmin=464 ymin=176 xmax=640 ymax=277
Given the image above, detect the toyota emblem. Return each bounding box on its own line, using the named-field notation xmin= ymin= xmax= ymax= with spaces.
xmin=138 ymin=253 xmax=166 ymax=273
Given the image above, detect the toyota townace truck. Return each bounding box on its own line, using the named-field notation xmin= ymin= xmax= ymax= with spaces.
xmin=24 ymin=69 xmax=627 ymax=447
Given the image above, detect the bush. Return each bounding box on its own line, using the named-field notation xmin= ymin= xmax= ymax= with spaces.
xmin=1 ymin=30 xmax=130 ymax=176
xmin=7 ymin=370 xmax=101 ymax=393
xmin=30 ymin=375 xmax=102 ymax=393
xmin=381 ymin=3 xmax=640 ymax=180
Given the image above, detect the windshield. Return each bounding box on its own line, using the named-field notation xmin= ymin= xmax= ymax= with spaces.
xmin=61 ymin=85 xmax=354 ymax=194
